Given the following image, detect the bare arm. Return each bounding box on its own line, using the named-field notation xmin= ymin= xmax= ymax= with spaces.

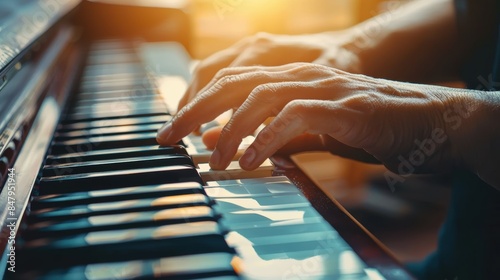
xmin=343 ymin=0 xmax=461 ymax=83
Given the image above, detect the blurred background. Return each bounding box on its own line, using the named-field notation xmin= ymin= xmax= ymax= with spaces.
xmin=190 ymin=0 xmax=413 ymax=58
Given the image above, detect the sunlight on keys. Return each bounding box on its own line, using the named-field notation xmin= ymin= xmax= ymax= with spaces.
xmin=88 ymin=186 xmax=138 ymax=197
xmin=88 ymin=213 xmax=140 ymax=225
xmin=156 ymin=75 xmax=187 ymax=114
xmin=88 ymin=200 xmax=140 ymax=211
xmin=86 ymin=100 xmax=134 ymax=114
xmin=85 ymin=260 xmax=143 ymax=279
xmin=225 ymin=233 xmax=369 ymax=279
xmin=85 ymin=229 xmax=137 ymax=244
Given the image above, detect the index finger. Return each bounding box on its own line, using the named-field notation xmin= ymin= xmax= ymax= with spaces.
xmin=177 ymin=38 xmax=252 ymax=111
xmin=158 ymin=64 xmax=312 ymax=146
xmin=157 ymin=71 xmax=271 ymax=145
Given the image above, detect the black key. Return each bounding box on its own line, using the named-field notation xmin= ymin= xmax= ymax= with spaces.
xmin=38 ymin=165 xmax=203 ymax=194
xmin=65 ymin=105 xmax=167 ymax=122
xmin=73 ymin=92 xmax=159 ymax=107
xmin=31 ymin=253 xmax=237 ymax=280
xmin=75 ymin=88 xmax=157 ymax=102
xmin=71 ymin=98 xmax=163 ymax=115
xmin=18 ymin=221 xmax=231 ymax=269
xmin=32 ymin=182 xmax=203 ymax=209
xmin=25 ymin=206 xmax=216 ymax=239
xmin=85 ymin=52 xmax=139 ymax=64
xmin=50 ymin=132 xmax=159 ymax=154
xmin=87 ymin=44 xmax=135 ymax=53
xmin=30 ymin=193 xmax=210 ymax=221
xmin=42 ymin=154 xmax=194 ymax=177
xmin=45 ymin=145 xmax=187 ymax=165
xmin=82 ymin=64 xmax=144 ymax=77
xmin=62 ymin=111 xmax=167 ymax=124
xmin=57 ymin=115 xmax=171 ymax=131
xmin=88 ymin=43 xmax=134 ymax=52
xmin=80 ymin=77 xmax=150 ymax=92
xmin=73 ymin=94 xmax=162 ymax=109
xmin=55 ymin=123 xmax=163 ymax=141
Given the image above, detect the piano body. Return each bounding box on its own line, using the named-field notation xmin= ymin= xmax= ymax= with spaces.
xmin=0 ymin=1 xmax=413 ymax=279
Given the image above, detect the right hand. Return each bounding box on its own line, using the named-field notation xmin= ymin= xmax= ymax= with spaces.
xmin=177 ymin=30 xmax=362 ymax=111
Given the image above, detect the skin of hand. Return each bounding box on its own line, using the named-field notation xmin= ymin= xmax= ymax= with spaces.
xmin=170 ymin=0 xmax=460 ymax=150
xmin=157 ymin=63 xmax=500 ymax=189
xmin=157 ymin=0 xmax=500 ymax=188
xmin=177 ymin=31 xmax=362 ymax=114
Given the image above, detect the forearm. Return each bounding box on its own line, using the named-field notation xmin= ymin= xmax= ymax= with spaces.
xmin=340 ymin=0 xmax=461 ymax=83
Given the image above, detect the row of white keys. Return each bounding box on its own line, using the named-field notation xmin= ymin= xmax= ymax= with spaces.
xmin=205 ymin=176 xmax=378 ymax=280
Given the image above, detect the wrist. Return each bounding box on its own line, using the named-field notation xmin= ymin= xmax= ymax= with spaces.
xmin=314 ymin=29 xmax=365 ymax=74
xmin=338 ymin=23 xmax=393 ymax=77
xmin=446 ymin=90 xmax=500 ymax=187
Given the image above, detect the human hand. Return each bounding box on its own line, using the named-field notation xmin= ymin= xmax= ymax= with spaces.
xmin=178 ymin=31 xmax=361 ymax=113
xmin=157 ymin=62 xmax=478 ymax=178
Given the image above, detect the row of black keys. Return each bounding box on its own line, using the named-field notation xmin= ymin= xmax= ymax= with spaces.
xmin=16 ymin=44 xmax=238 ymax=279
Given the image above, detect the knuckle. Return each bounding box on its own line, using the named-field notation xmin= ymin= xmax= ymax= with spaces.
xmin=212 ymin=74 xmax=240 ymax=91
xmin=194 ymin=61 xmax=212 ymax=78
xmin=250 ymin=83 xmax=280 ymax=103
xmin=340 ymin=92 xmax=382 ymax=113
xmin=219 ymin=125 xmax=232 ymax=138
xmin=221 ymin=74 xmax=239 ymax=84
xmin=213 ymin=68 xmax=233 ymax=80
xmin=290 ymin=63 xmax=320 ymax=73
xmin=252 ymin=32 xmax=272 ymax=45
xmin=284 ymin=100 xmax=308 ymax=116
xmin=281 ymin=100 xmax=311 ymax=127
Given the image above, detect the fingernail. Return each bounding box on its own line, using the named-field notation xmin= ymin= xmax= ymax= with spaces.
xmin=157 ymin=122 xmax=172 ymax=141
xmin=210 ymin=149 xmax=221 ymax=168
xmin=240 ymin=147 xmax=256 ymax=167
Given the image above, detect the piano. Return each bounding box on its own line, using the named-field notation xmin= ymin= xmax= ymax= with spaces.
xmin=0 ymin=1 xmax=414 ymax=279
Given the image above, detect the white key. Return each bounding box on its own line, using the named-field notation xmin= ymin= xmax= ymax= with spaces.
xmin=198 ymin=159 xmax=274 ymax=182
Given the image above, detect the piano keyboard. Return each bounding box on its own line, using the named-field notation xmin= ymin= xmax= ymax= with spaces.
xmin=14 ymin=40 xmax=380 ymax=279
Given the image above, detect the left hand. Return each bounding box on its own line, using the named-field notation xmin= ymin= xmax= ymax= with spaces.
xmin=156 ymin=62 xmax=473 ymax=177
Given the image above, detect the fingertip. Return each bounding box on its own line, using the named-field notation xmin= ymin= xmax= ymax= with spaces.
xmin=239 ymin=147 xmax=257 ymax=170
xmin=209 ymin=149 xmax=228 ymax=170
xmin=156 ymin=122 xmax=182 ymax=146
xmin=156 ymin=122 xmax=172 ymax=142
xmin=156 ymin=135 xmax=168 ymax=146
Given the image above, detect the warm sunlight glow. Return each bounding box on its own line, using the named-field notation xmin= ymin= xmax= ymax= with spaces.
xmin=191 ymin=0 xmax=357 ymax=58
